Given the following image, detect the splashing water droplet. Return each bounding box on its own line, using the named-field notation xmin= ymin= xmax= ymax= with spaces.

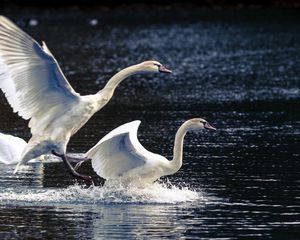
xmin=0 ymin=180 xmax=202 ymax=205
xmin=28 ymin=19 xmax=38 ymax=26
xmin=89 ymin=19 xmax=98 ymax=26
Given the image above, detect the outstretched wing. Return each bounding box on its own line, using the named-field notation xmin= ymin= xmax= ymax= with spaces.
xmin=0 ymin=16 xmax=80 ymax=134
xmin=86 ymin=120 xmax=160 ymax=180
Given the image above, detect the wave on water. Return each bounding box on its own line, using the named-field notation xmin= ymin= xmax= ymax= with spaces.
xmin=0 ymin=180 xmax=202 ymax=205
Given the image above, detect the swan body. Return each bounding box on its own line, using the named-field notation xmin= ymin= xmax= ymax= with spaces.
xmin=0 ymin=133 xmax=27 ymax=164
xmin=0 ymin=16 xmax=171 ymax=179
xmin=86 ymin=118 xmax=216 ymax=184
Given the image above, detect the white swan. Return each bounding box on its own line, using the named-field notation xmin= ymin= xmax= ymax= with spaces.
xmin=0 ymin=132 xmax=26 ymax=164
xmin=0 ymin=16 xmax=171 ymax=181
xmin=85 ymin=118 xmax=216 ymax=184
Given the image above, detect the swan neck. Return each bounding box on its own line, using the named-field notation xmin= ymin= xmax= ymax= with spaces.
xmin=102 ymin=64 xmax=143 ymax=94
xmin=170 ymin=122 xmax=190 ymax=172
xmin=94 ymin=64 xmax=144 ymax=111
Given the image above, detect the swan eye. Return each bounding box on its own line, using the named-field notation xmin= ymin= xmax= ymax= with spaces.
xmin=153 ymin=63 xmax=161 ymax=68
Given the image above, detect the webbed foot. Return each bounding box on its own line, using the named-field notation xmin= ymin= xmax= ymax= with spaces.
xmin=52 ymin=150 xmax=93 ymax=184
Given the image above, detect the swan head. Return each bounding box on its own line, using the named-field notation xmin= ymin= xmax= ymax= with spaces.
xmin=139 ymin=60 xmax=172 ymax=74
xmin=187 ymin=118 xmax=216 ymax=131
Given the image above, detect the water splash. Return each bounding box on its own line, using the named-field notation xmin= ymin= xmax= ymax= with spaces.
xmin=0 ymin=180 xmax=202 ymax=205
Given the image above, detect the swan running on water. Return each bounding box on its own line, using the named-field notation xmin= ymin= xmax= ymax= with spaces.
xmin=84 ymin=118 xmax=216 ymax=184
xmin=0 ymin=118 xmax=215 ymax=184
xmin=0 ymin=16 xmax=171 ymax=182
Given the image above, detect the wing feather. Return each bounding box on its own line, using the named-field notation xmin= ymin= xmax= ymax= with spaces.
xmin=0 ymin=16 xmax=80 ymax=134
xmin=86 ymin=121 xmax=160 ymax=180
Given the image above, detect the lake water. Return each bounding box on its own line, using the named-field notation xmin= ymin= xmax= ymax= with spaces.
xmin=0 ymin=8 xmax=299 ymax=239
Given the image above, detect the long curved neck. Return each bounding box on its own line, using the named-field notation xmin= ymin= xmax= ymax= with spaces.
xmin=170 ymin=122 xmax=191 ymax=172
xmin=97 ymin=64 xmax=144 ymax=96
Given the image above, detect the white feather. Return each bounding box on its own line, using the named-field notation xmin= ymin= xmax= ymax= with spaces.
xmin=0 ymin=132 xmax=26 ymax=164
xmin=0 ymin=16 xmax=80 ymax=135
xmin=86 ymin=118 xmax=214 ymax=184
xmin=86 ymin=120 xmax=167 ymax=181
xmin=0 ymin=15 xmax=171 ymax=176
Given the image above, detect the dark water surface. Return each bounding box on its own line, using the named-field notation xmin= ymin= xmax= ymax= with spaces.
xmin=0 ymin=9 xmax=299 ymax=239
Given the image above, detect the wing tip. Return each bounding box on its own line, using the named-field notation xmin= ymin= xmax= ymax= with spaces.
xmin=0 ymin=15 xmax=14 ymax=27
xmin=130 ymin=120 xmax=141 ymax=128
xmin=0 ymin=15 xmax=7 ymax=21
xmin=106 ymin=120 xmax=142 ymax=139
xmin=41 ymin=41 xmax=54 ymax=57
xmin=133 ymin=120 xmax=141 ymax=124
xmin=85 ymin=120 xmax=142 ymax=158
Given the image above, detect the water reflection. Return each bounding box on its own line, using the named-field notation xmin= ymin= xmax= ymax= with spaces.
xmin=91 ymin=204 xmax=200 ymax=239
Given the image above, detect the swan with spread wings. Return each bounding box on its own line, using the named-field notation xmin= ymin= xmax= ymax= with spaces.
xmin=0 ymin=16 xmax=171 ymax=182
xmin=84 ymin=118 xmax=216 ymax=184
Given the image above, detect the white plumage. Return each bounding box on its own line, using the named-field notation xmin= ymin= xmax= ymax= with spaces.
xmin=0 ymin=133 xmax=26 ymax=164
xmin=0 ymin=16 xmax=79 ymax=126
xmin=87 ymin=121 xmax=167 ymax=182
xmin=86 ymin=118 xmax=216 ymax=184
xmin=0 ymin=16 xmax=171 ymax=180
